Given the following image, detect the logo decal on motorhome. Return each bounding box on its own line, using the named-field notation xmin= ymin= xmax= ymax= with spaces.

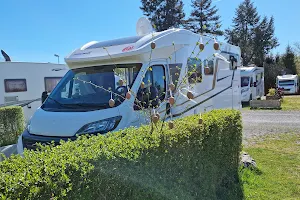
xmin=122 ymin=46 xmax=134 ymax=52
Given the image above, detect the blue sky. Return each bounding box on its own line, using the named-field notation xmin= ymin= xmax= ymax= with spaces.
xmin=0 ymin=0 xmax=299 ymax=64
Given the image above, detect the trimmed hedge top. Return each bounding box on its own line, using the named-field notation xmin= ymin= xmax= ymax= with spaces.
xmin=0 ymin=109 xmax=243 ymax=200
xmin=0 ymin=106 xmax=24 ymax=147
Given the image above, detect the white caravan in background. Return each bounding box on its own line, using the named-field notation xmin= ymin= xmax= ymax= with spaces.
xmin=0 ymin=62 xmax=68 ymax=122
xmin=17 ymin=17 xmax=242 ymax=154
xmin=240 ymin=65 xmax=264 ymax=103
xmin=276 ymin=74 xmax=299 ymax=94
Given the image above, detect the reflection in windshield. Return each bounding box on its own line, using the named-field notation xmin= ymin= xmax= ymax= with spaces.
xmin=241 ymin=76 xmax=250 ymax=87
xmin=42 ymin=64 xmax=141 ymax=111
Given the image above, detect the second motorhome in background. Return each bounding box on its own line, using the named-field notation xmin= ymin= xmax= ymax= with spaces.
xmin=240 ymin=65 xmax=264 ymax=103
xmin=17 ymin=17 xmax=242 ymax=154
xmin=0 ymin=60 xmax=68 ymax=122
xmin=276 ymin=74 xmax=299 ymax=94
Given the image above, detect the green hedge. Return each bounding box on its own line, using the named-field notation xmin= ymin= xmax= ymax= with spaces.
xmin=0 ymin=109 xmax=243 ymax=200
xmin=0 ymin=106 xmax=25 ymax=147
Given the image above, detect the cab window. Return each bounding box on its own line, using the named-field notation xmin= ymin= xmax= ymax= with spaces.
xmin=134 ymin=65 xmax=166 ymax=110
xmin=169 ymin=64 xmax=182 ymax=89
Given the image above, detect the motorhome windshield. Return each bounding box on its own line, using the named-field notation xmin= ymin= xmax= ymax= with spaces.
xmin=278 ymin=80 xmax=294 ymax=86
xmin=241 ymin=76 xmax=250 ymax=87
xmin=42 ymin=63 xmax=142 ymax=111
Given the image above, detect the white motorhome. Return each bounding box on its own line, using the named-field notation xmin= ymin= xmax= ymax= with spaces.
xmin=0 ymin=62 xmax=68 ymax=122
xmin=276 ymin=74 xmax=299 ymax=94
xmin=240 ymin=65 xmax=264 ymax=102
xmin=17 ymin=17 xmax=242 ymax=154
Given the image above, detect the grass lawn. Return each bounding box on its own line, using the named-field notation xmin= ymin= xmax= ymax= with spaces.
xmin=240 ymin=133 xmax=300 ymax=199
xmin=281 ymin=95 xmax=300 ymax=110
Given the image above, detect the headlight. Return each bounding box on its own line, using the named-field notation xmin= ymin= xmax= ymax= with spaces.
xmin=75 ymin=116 xmax=122 ymax=136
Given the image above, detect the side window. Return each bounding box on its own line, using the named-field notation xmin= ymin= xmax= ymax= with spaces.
xmin=169 ymin=64 xmax=182 ymax=89
xmin=204 ymin=59 xmax=214 ymax=75
xmin=4 ymin=79 xmax=27 ymax=93
xmin=187 ymin=57 xmax=202 ymax=84
xmin=45 ymin=77 xmax=62 ymax=93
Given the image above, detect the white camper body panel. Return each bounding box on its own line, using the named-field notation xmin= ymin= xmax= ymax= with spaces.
xmin=17 ymin=27 xmax=242 ymax=154
xmin=0 ymin=62 xmax=68 ymax=122
xmin=240 ymin=66 xmax=264 ymax=102
xmin=276 ymin=74 xmax=299 ymax=94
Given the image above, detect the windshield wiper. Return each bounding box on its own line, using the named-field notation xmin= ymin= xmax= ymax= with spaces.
xmin=64 ymin=103 xmax=109 ymax=108
xmin=47 ymin=97 xmax=108 ymax=109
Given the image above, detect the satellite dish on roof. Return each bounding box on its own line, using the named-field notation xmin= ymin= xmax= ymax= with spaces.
xmin=136 ymin=17 xmax=154 ymax=36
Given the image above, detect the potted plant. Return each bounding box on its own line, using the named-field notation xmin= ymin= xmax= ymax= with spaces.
xmin=266 ymin=88 xmax=283 ymax=100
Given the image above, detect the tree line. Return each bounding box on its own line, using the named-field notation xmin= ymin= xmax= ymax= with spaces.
xmin=140 ymin=0 xmax=300 ymax=92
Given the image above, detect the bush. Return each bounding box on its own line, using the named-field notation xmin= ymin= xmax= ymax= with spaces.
xmin=0 ymin=106 xmax=25 ymax=147
xmin=267 ymin=88 xmax=276 ymax=96
xmin=0 ymin=109 xmax=243 ymax=200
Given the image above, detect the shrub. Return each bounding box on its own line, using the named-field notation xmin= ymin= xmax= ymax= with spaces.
xmin=0 ymin=109 xmax=243 ymax=200
xmin=0 ymin=106 xmax=25 ymax=147
xmin=267 ymin=88 xmax=276 ymax=96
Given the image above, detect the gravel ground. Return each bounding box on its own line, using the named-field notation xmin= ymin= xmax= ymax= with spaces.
xmin=242 ymin=110 xmax=300 ymax=142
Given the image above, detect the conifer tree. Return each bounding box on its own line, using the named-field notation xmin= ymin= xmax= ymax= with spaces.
xmin=185 ymin=0 xmax=223 ymax=36
xmin=225 ymin=0 xmax=278 ymax=66
xmin=282 ymin=45 xmax=297 ymax=74
xmin=140 ymin=0 xmax=185 ymax=32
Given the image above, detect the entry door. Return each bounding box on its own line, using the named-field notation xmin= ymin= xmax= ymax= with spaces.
xmin=133 ymin=64 xmax=167 ymax=125
xmin=232 ymin=79 xmax=241 ymax=109
xmin=250 ymin=76 xmax=254 ymax=100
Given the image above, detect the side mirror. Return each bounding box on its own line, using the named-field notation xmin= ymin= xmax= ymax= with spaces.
xmin=230 ymin=56 xmax=238 ymax=70
xmin=41 ymin=91 xmax=48 ymax=104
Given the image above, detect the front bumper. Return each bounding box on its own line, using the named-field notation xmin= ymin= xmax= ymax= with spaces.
xmin=21 ymin=129 xmax=78 ymax=151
